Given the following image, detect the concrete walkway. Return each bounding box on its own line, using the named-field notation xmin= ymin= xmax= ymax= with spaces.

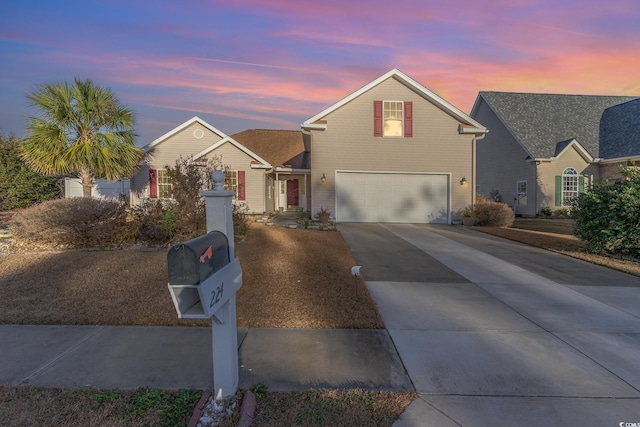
xmin=340 ymin=223 xmax=640 ymax=427
xmin=0 ymin=325 xmax=411 ymax=392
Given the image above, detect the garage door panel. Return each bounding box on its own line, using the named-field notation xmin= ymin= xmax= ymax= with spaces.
xmin=336 ymin=172 xmax=449 ymax=223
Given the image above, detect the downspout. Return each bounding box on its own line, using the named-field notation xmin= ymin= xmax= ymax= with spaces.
xmin=301 ymin=127 xmax=313 ymax=215
xmin=473 ymin=132 xmax=486 ymax=209
xmin=275 ymin=171 xmax=279 ymax=211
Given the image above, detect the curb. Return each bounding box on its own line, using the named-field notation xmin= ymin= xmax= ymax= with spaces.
xmin=237 ymin=390 xmax=256 ymax=427
xmin=187 ymin=390 xmax=213 ymax=427
xmin=188 ymin=389 xmax=256 ymax=427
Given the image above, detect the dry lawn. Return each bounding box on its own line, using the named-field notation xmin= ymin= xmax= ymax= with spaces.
xmin=475 ymin=218 xmax=640 ymax=277
xmin=0 ymin=223 xmax=383 ymax=329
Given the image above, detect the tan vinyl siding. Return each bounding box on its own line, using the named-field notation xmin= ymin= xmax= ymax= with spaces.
xmin=148 ymin=123 xmax=224 ymax=168
xmin=310 ymin=77 xmax=475 ymax=219
xmin=196 ymin=142 xmax=266 ymax=214
xmin=474 ymin=99 xmax=538 ymax=216
xmin=129 ymin=165 xmax=150 ymax=205
xmin=537 ymin=147 xmax=598 ymax=210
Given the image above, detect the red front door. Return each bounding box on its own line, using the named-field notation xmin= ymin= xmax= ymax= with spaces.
xmin=287 ymin=179 xmax=299 ymax=208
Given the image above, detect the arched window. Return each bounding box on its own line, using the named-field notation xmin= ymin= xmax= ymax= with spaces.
xmin=562 ymin=167 xmax=578 ymax=206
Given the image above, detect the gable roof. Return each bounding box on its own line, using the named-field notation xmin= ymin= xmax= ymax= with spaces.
xmin=302 ymin=68 xmax=486 ymax=134
xmin=600 ymin=98 xmax=640 ymax=159
xmin=230 ymin=129 xmax=309 ymax=169
xmin=192 ymin=135 xmax=272 ymax=167
xmin=473 ymin=92 xmax=638 ymax=159
xmin=143 ymin=116 xmax=227 ymax=149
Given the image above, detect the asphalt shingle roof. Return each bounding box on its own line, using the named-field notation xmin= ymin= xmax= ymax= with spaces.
xmin=230 ymin=129 xmax=309 ymax=169
xmin=479 ymin=92 xmax=638 ymax=159
xmin=600 ymin=98 xmax=640 ymax=159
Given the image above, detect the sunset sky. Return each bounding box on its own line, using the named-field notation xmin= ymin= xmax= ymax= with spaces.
xmin=2 ymin=0 xmax=639 ymax=145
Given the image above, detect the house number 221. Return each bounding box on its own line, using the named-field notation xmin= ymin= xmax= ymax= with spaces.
xmin=210 ymin=283 xmax=224 ymax=308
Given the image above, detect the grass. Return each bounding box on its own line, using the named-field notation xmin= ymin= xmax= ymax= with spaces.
xmin=0 ymin=386 xmax=203 ymax=427
xmin=475 ymin=218 xmax=640 ymax=277
xmin=0 ymin=223 xmax=383 ymax=328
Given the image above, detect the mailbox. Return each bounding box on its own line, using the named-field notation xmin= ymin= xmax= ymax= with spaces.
xmin=167 ymin=231 xmax=242 ymax=319
xmin=167 ymin=231 xmax=229 ymax=286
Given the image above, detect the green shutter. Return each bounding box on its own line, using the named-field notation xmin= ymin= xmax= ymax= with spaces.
xmin=579 ymin=175 xmax=585 ymax=193
xmin=555 ymin=176 xmax=562 ymax=206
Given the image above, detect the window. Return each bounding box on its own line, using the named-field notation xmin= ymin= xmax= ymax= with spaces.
xmin=517 ymin=181 xmax=527 ymax=206
xmin=224 ymin=170 xmax=245 ymax=201
xmin=157 ymin=169 xmax=173 ymax=199
xmin=374 ymin=101 xmax=412 ymax=137
xmin=224 ymin=170 xmax=237 ymax=194
xmin=562 ymin=167 xmax=578 ymax=206
xmin=384 ymin=101 xmax=403 ymax=137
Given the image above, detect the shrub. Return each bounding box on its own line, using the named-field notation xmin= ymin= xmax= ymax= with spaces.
xmin=540 ymin=206 xmax=552 ymax=217
xmin=11 ymin=198 xmax=134 ymax=248
xmin=473 ymin=197 xmax=515 ymax=227
xmin=233 ymin=202 xmax=250 ymax=237
xmin=130 ymin=198 xmax=179 ymax=243
xmin=571 ymin=166 xmax=640 ymax=258
xmin=133 ymin=156 xmax=251 ymax=244
xmin=0 ymin=132 xmax=61 ymax=210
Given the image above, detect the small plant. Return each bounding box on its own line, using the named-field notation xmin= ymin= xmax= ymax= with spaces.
xmin=540 ymin=206 xmax=552 ymax=217
xmin=462 ymin=207 xmax=473 ymax=218
xmin=317 ymin=206 xmax=331 ymax=223
xmin=555 ymin=207 xmax=569 ymax=217
xmin=251 ymin=383 xmax=268 ymax=399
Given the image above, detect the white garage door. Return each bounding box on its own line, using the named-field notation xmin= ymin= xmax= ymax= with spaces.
xmin=336 ymin=171 xmax=450 ymax=223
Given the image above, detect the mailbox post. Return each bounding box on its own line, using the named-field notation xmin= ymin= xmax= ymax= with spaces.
xmin=167 ymin=170 xmax=242 ymax=398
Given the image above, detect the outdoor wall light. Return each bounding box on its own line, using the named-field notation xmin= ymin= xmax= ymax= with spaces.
xmin=321 ymin=173 xmax=327 ymax=183
xmin=460 ymin=177 xmax=467 ymax=186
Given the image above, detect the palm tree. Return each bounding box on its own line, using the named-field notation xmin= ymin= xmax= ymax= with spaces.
xmin=21 ymin=78 xmax=144 ymax=197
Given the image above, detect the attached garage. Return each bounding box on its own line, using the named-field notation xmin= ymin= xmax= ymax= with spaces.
xmin=335 ymin=171 xmax=450 ymax=223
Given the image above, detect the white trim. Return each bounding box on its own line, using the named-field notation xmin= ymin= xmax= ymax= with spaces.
xmin=598 ymin=155 xmax=640 ymax=164
xmin=192 ymin=136 xmax=272 ymax=167
xmin=526 ymin=139 xmax=594 ymax=163
xmin=300 ymin=123 xmax=327 ymax=131
xmin=144 ymin=116 xmax=227 ymax=149
xmin=302 ymin=69 xmax=486 ymax=133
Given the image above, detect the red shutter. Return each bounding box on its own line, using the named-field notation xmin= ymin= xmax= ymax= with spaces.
xmin=404 ymin=101 xmax=413 ymax=137
xmin=237 ymin=170 xmax=245 ymax=201
xmin=149 ymin=168 xmax=157 ymax=198
xmin=374 ymin=100 xmax=383 ymax=137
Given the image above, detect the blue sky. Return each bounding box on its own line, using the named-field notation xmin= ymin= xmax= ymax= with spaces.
xmin=1 ymin=0 xmax=639 ymax=145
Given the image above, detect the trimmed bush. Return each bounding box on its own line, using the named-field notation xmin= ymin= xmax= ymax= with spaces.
xmin=473 ymin=197 xmax=515 ymax=227
xmin=11 ymin=198 xmax=134 ymax=248
xmin=571 ymin=166 xmax=640 ymax=258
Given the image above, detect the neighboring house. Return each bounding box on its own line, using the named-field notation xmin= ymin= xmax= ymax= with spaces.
xmin=470 ymin=92 xmax=638 ymax=217
xmin=301 ymin=68 xmax=487 ymax=224
xmin=65 ymin=178 xmax=130 ymax=201
xmin=599 ymin=98 xmax=640 ymax=180
xmin=130 ymin=116 xmax=309 ymax=213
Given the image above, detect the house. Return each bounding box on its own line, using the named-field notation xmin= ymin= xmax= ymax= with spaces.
xmin=599 ymin=98 xmax=640 ymax=180
xmin=470 ymin=92 xmax=639 ymax=216
xmin=129 ymin=116 xmax=310 ymax=213
xmin=301 ymin=68 xmax=487 ymax=224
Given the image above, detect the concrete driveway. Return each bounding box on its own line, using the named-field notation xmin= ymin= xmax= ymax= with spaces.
xmin=340 ymin=223 xmax=640 ymax=427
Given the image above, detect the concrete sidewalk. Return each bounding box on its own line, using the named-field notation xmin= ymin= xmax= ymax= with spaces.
xmin=0 ymin=325 xmax=411 ymax=392
xmin=340 ymin=223 xmax=640 ymax=427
